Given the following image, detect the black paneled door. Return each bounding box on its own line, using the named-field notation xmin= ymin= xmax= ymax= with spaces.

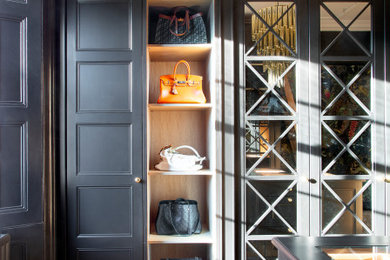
xmin=66 ymin=0 xmax=144 ymax=259
xmin=0 ymin=0 xmax=45 ymax=259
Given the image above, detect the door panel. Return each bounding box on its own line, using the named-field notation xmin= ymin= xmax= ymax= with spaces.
xmin=66 ymin=0 xmax=144 ymax=258
xmin=0 ymin=0 xmax=44 ymax=259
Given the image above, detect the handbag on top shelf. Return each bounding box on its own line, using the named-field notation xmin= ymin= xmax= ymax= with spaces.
xmin=154 ymin=6 xmax=207 ymax=44
xmin=158 ymin=60 xmax=206 ymax=104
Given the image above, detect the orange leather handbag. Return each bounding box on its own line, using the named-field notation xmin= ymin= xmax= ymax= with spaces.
xmin=158 ymin=60 xmax=206 ymax=104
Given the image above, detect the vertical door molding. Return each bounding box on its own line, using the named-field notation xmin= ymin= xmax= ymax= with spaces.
xmin=372 ymin=0 xmax=387 ymax=235
xmin=295 ymin=0 xmax=311 ymax=237
xmin=221 ymin=0 xmax=237 ymax=259
xmin=308 ymin=0 xmax=322 ymax=236
xmin=386 ymin=0 xmax=390 ymax=236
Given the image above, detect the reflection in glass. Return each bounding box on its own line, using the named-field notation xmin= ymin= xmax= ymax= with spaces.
xmin=323 ymin=246 xmax=390 ymax=260
xmin=247 ymin=240 xmax=278 ymax=260
xmin=322 ymin=180 xmax=371 ymax=234
xmin=247 ymin=181 xmax=296 ymax=235
xmin=246 ymin=120 xmax=296 ymax=175
xmin=320 ymin=2 xmax=371 ymax=55
xmin=323 ymin=2 xmax=370 ymax=29
xmin=322 ymin=121 xmax=371 ymax=175
xmin=245 ymin=2 xmax=296 ymax=56
xmin=321 ymin=63 xmax=371 ymax=115
xmin=246 ymin=62 xmax=296 ymax=115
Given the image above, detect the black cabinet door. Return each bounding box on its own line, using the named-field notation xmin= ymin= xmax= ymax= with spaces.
xmin=65 ymin=0 xmax=145 ymax=259
xmin=0 ymin=0 xmax=45 ymax=259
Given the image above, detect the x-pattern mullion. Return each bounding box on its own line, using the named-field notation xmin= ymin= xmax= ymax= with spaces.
xmin=322 ymin=120 xmax=371 ymax=175
xmin=246 ymin=120 xmax=296 ymax=176
xmin=320 ymin=3 xmax=371 ymax=57
xmin=244 ymin=1 xmax=296 ymax=57
xmin=245 ymin=61 xmax=297 ymax=116
xmin=246 ymin=180 xmax=298 ymax=235
xmin=321 ymin=62 xmax=371 ymax=116
xmin=246 ymin=121 xmax=275 ymax=173
xmin=322 ymin=180 xmax=373 ymax=235
xmin=246 ymin=129 xmax=258 ymax=151
xmin=247 ymin=241 xmax=267 ymax=260
xmin=246 ymin=126 xmax=269 ymax=153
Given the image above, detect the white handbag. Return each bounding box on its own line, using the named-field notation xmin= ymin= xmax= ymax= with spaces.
xmin=155 ymin=145 xmax=206 ymax=171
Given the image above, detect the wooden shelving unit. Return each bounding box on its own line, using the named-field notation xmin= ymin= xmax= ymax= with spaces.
xmin=146 ymin=0 xmax=217 ymax=259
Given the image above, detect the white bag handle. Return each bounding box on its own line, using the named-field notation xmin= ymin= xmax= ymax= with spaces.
xmin=174 ymin=145 xmax=201 ymax=158
xmin=160 ymin=145 xmax=205 ymax=167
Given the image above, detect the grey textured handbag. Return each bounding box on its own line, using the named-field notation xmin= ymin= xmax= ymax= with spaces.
xmin=156 ymin=198 xmax=202 ymax=236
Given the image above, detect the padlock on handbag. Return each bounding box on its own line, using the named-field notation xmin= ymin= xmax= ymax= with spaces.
xmin=158 ymin=60 xmax=206 ymax=104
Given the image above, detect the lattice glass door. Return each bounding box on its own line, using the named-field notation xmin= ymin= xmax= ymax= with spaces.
xmin=242 ymin=1 xmax=305 ymax=259
xmin=318 ymin=1 xmax=374 ymax=236
xmin=241 ymin=0 xmax=380 ymax=259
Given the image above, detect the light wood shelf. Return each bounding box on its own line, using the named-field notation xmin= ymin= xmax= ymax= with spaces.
xmin=147 ymin=0 xmax=216 ymax=259
xmin=148 ymin=44 xmax=212 ymax=61
xmin=148 ymin=169 xmax=214 ymax=176
xmin=148 ymin=229 xmax=213 ymax=244
xmin=148 ymin=103 xmax=213 ymax=111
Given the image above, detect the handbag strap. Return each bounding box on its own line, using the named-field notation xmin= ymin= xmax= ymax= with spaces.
xmin=173 ymin=60 xmax=191 ymax=82
xmin=169 ymin=7 xmax=190 ymax=37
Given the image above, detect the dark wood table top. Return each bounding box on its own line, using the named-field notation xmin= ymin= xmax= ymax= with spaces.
xmin=272 ymin=236 xmax=390 ymax=260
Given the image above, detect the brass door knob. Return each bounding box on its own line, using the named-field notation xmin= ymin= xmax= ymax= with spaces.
xmin=134 ymin=177 xmax=142 ymax=183
xmin=308 ymin=178 xmax=317 ymax=184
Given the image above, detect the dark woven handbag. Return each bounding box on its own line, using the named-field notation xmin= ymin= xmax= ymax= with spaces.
xmin=155 ymin=6 xmax=207 ymax=44
xmin=156 ymin=198 xmax=202 ymax=236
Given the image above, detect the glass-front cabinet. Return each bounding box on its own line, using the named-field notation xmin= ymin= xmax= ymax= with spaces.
xmin=240 ymin=1 xmax=386 ymax=259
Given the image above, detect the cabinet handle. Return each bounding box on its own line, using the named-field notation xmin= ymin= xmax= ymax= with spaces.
xmin=135 ymin=177 xmax=142 ymax=183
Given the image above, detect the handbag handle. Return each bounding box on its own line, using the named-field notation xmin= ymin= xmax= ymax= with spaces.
xmin=173 ymin=60 xmax=191 ymax=82
xmin=169 ymin=7 xmax=190 ymax=37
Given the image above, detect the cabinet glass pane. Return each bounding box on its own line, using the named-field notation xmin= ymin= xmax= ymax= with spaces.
xmin=245 ymin=2 xmax=296 ymax=56
xmin=247 ymin=240 xmax=278 ymax=260
xmin=322 ymin=121 xmax=371 ymax=175
xmin=246 ymin=181 xmax=296 ymax=235
xmin=321 ymin=62 xmax=371 ymax=115
xmin=246 ymin=61 xmax=296 ymax=116
xmin=246 ymin=120 xmax=296 ymax=175
xmin=322 ymin=180 xmax=372 ymax=234
xmin=320 ymin=2 xmax=371 ymax=55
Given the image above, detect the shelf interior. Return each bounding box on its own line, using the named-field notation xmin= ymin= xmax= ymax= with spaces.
xmin=148 ymin=229 xmax=213 ymax=244
xmin=148 ymin=103 xmax=213 ymax=111
xmin=148 ymin=44 xmax=212 ymax=61
xmin=148 ymin=175 xmax=212 ymax=235
xmin=148 ymin=110 xmax=210 ymax=170
xmin=149 ymin=244 xmax=210 ymax=260
xmin=148 ymin=169 xmax=214 ymax=176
